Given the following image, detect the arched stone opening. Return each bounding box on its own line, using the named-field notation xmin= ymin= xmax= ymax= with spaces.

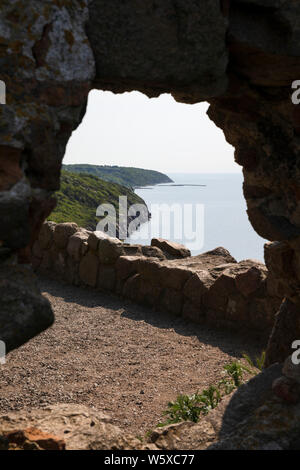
xmin=63 ymin=88 xmax=265 ymax=262
xmin=0 ymin=0 xmax=299 ymax=367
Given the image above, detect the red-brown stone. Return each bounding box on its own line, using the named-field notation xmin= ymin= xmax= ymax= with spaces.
xmin=5 ymin=427 xmax=65 ymax=450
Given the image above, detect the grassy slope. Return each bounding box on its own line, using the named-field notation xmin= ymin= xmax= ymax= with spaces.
xmin=48 ymin=170 xmax=148 ymax=231
xmin=62 ymin=164 xmax=173 ymax=188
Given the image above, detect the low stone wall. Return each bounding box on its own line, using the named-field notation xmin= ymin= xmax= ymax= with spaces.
xmin=32 ymin=222 xmax=282 ymax=339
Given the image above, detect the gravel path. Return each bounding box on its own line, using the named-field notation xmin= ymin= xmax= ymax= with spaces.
xmin=0 ymin=276 xmax=263 ymax=436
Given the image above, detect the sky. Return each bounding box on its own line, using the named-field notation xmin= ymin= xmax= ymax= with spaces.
xmin=63 ymin=90 xmax=240 ymax=174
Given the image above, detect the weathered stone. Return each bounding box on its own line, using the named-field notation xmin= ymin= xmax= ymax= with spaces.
xmin=264 ymin=241 xmax=295 ymax=280
xmin=265 ymin=299 xmax=300 ymax=367
xmin=123 ymin=274 xmax=143 ymax=302
xmin=147 ymin=421 xmax=195 ymax=450
xmin=159 ymin=265 xmax=193 ymax=291
xmin=98 ymin=265 xmax=116 ymax=291
xmin=140 ymin=280 xmax=162 ymax=307
xmin=116 ymin=256 xmax=139 ymax=281
xmin=235 ymin=263 xmax=267 ymax=297
xmin=135 ymin=258 xmax=192 ymax=290
xmin=0 ymin=404 xmax=143 ymax=450
xmin=206 ymin=364 xmax=300 ymax=450
xmin=87 ymin=231 xmax=110 ymax=251
xmin=204 ymin=269 xmax=238 ymax=310
xmin=0 ymin=264 xmax=54 ymax=352
xmin=216 ymin=364 xmax=282 ymax=438
xmin=247 ymin=297 xmax=279 ymax=333
xmin=136 ymin=257 xmax=163 ymax=283
xmin=87 ymin=0 xmax=228 ymax=102
xmin=266 ymin=277 xmax=286 ymax=300
xmin=0 ymin=180 xmax=31 ymax=250
xmin=38 ymin=222 xmax=56 ymax=250
xmin=64 ymin=257 xmax=79 ymax=286
xmin=52 ymin=249 xmax=68 ymax=275
xmin=79 ymin=252 xmax=99 ymax=287
xmin=123 ymin=272 xmax=162 ymax=307
xmin=160 ymin=288 xmax=183 ymax=316
xmin=67 ymin=231 xmax=90 ymax=262
xmin=53 ymin=223 xmax=79 ymax=249
xmin=4 ymin=427 xmax=65 ymax=451
xmin=272 ymin=376 xmax=300 ymax=404
xmin=184 ymin=271 xmax=214 ymax=305
xmin=182 ymin=301 xmax=204 ymax=323
xmin=226 ymin=294 xmax=248 ymax=322
xmin=123 ymin=244 xmax=143 ymax=257
xmin=173 ymin=247 xmax=237 ymax=271
xmin=31 ymin=256 xmax=41 ymax=271
xmin=142 ymin=245 xmax=166 ymax=260
xmin=0 ymin=146 xmax=23 ymax=191
xmin=228 ymin=0 xmax=300 ymax=87
xmin=22 ymin=196 xmax=57 ymax=264
xmin=98 ymin=237 xmax=124 ymax=264
xmin=282 ymin=355 xmax=300 ymax=385
xmin=40 ymin=251 xmax=53 ymax=272
xmin=151 ymin=238 xmax=191 ymax=259
xmin=32 ymin=240 xmax=43 ymax=260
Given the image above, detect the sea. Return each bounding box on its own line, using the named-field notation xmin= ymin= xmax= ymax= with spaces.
xmin=126 ymin=173 xmax=266 ymax=262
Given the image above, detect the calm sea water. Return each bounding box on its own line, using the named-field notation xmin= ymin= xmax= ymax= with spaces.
xmin=126 ymin=173 xmax=266 ymax=262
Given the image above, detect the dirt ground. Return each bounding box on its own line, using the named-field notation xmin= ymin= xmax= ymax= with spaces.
xmin=0 ymin=276 xmax=263 ymax=437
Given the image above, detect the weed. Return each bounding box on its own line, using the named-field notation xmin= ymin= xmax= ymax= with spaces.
xmin=243 ymin=351 xmax=266 ymax=372
xmin=198 ymin=386 xmax=222 ymax=414
xmin=159 ymin=393 xmax=203 ymax=427
xmin=223 ymin=361 xmax=251 ymax=387
xmin=158 ymin=359 xmax=256 ymax=428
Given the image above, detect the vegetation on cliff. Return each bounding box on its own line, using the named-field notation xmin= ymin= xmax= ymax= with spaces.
xmin=48 ymin=170 xmax=148 ymax=231
xmin=62 ymin=164 xmax=173 ymax=188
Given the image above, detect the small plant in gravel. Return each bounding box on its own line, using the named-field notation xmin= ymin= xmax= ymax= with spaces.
xmin=223 ymin=361 xmax=252 ymax=387
xmin=217 ymin=376 xmax=236 ymax=396
xmin=242 ymin=351 xmax=266 ymax=372
xmin=158 ymin=393 xmax=203 ymax=426
xmin=158 ymin=359 xmax=255 ymax=427
xmin=198 ymin=385 xmax=222 ymax=414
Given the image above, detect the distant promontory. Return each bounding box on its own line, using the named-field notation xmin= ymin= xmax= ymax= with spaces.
xmin=62 ymin=164 xmax=173 ymax=189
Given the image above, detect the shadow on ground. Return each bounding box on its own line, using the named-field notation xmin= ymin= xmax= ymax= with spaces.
xmin=39 ymin=274 xmax=264 ymax=359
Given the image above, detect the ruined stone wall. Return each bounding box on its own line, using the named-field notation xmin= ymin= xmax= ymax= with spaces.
xmin=0 ymin=0 xmax=95 ymax=350
xmin=32 ymin=222 xmax=281 ymax=339
xmin=1 ymin=0 xmax=300 ymax=359
xmin=207 ymin=1 xmax=300 ymax=364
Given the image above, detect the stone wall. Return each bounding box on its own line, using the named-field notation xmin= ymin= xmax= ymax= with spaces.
xmin=32 ymin=222 xmax=282 ymax=339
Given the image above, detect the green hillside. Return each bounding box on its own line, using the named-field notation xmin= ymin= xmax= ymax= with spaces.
xmin=62 ymin=164 xmax=173 ymax=188
xmin=48 ymin=170 xmax=149 ymax=232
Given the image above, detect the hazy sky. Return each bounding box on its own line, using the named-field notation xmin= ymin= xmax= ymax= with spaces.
xmin=64 ymin=90 xmax=240 ymax=174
